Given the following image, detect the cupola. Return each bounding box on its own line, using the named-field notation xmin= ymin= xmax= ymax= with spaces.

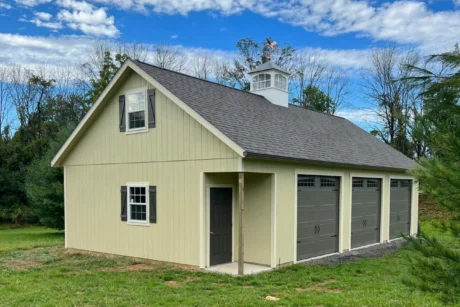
xmin=248 ymin=62 xmax=290 ymax=107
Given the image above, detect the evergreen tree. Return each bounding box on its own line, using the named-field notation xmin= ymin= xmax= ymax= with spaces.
xmin=405 ymin=47 xmax=460 ymax=304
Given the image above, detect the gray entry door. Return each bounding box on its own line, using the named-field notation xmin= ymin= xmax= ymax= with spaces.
xmin=297 ymin=175 xmax=339 ymax=261
xmin=351 ymin=178 xmax=381 ymax=249
xmin=210 ymin=188 xmax=233 ymax=266
xmin=390 ymin=179 xmax=412 ymax=239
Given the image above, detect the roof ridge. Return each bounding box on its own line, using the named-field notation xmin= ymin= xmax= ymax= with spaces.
xmin=132 ymin=59 xmax=266 ymax=99
xmin=288 ymin=104 xmax=347 ymax=120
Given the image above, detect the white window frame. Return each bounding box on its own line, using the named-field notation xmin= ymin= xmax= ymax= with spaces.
xmin=253 ymin=73 xmax=271 ymax=90
xmin=125 ymin=88 xmax=148 ymax=134
xmin=274 ymin=73 xmax=287 ymax=91
xmin=127 ymin=183 xmax=150 ymax=225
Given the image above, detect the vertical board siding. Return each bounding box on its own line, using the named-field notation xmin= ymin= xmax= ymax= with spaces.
xmin=64 ymin=70 xmax=240 ymax=266
xmin=243 ymin=159 xmax=417 ymax=265
xmin=64 ymin=70 xmax=238 ymax=166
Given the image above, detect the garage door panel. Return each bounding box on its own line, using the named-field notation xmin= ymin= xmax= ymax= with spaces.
xmin=390 ymin=179 xmax=412 ymax=239
xmin=297 ymin=237 xmax=338 ymax=260
xmin=297 ymin=175 xmax=339 ymax=261
xmin=351 ymin=178 xmax=381 ymax=249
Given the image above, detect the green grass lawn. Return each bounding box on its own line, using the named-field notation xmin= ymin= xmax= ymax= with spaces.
xmin=0 ymin=223 xmax=447 ymax=306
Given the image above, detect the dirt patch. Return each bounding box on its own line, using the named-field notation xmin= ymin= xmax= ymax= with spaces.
xmin=100 ymin=264 xmax=157 ymax=272
xmin=243 ymin=285 xmax=255 ymax=289
xmin=165 ymin=276 xmax=195 ymax=288
xmin=265 ymin=296 xmax=280 ymax=301
xmin=7 ymin=259 xmax=40 ymax=270
xmin=296 ymin=279 xmax=341 ymax=293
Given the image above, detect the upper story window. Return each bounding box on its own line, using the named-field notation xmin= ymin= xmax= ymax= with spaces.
xmin=126 ymin=90 xmax=146 ymax=131
xmin=253 ymin=74 xmax=271 ymax=90
xmin=275 ymin=74 xmax=287 ymax=90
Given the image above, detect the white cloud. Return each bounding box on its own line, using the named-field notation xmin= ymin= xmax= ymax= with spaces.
xmin=170 ymin=34 xmax=178 ymax=39
xmin=14 ymin=0 xmax=51 ymax=7
xmin=91 ymin=0 xmax=460 ymax=52
xmin=35 ymin=12 xmax=52 ymax=21
xmin=55 ymin=0 xmax=119 ymax=37
xmin=20 ymin=12 xmax=63 ymax=30
xmin=0 ymin=1 xmax=12 ymax=9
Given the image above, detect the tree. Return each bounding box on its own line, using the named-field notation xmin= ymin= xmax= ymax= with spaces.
xmin=361 ymin=46 xmax=422 ymax=158
xmin=227 ymin=38 xmax=295 ymax=90
xmin=150 ymin=44 xmax=188 ymax=72
xmin=293 ymin=85 xmax=337 ymax=114
xmin=191 ymin=53 xmax=213 ymax=80
xmin=291 ymin=50 xmax=350 ymax=112
xmin=26 ymin=124 xmax=74 ymax=230
xmin=404 ymin=47 xmax=460 ymax=304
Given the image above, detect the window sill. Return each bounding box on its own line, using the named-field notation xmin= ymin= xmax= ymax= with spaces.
xmin=126 ymin=128 xmax=148 ymax=135
xmin=127 ymin=221 xmax=150 ymax=227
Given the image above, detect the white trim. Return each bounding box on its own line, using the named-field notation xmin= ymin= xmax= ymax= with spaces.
xmin=125 ymin=87 xmax=148 ymax=134
xmin=199 ymin=172 xmax=205 ymax=268
xmin=294 ymin=169 xmax=345 ymax=264
xmin=128 ymin=62 xmax=246 ymax=157
xmin=126 ymin=183 xmax=150 ymax=226
xmin=350 ymin=242 xmax=381 ymax=251
xmin=296 ymin=252 xmax=340 ymax=263
xmin=270 ymin=173 xmax=277 ymax=268
xmin=205 ymin=184 xmax=236 ymax=268
xmin=51 ymin=60 xmax=245 ymax=167
xmin=349 ymin=173 xmax=386 ymax=248
xmin=64 ymin=166 xmax=67 ymax=248
xmin=388 ymin=175 xmax=417 ymax=236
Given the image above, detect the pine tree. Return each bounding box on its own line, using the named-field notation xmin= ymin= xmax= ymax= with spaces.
xmin=405 ymin=47 xmax=460 ymax=304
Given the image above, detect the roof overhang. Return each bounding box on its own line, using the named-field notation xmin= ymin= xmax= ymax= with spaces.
xmin=51 ymin=60 xmax=246 ymax=167
xmin=244 ymin=152 xmax=413 ymax=173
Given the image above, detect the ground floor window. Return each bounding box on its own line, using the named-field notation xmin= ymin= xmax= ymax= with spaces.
xmin=128 ymin=185 xmax=148 ymax=223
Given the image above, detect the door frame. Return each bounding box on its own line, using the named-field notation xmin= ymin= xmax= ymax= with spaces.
xmin=294 ymin=169 xmax=345 ymax=264
xmin=349 ymin=173 xmax=385 ymax=250
xmin=389 ymin=175 xmax=417 ymax=239
xmin=205 ymin=184 xmax=236 ymax=268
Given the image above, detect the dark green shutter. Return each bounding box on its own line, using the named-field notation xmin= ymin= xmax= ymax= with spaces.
xmin=121 ymin=186 xmax=127 ymax=221
xmin=149 ymin=186 xmax=157 ymax=223
xmin=119 ymin=95 xmax=126 ymax=132
xmin=148 ymin=89 xmax=155 ymax=128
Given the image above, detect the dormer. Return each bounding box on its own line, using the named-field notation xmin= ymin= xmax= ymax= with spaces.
xmin=249 ymin=62 xmax=290 ymax=107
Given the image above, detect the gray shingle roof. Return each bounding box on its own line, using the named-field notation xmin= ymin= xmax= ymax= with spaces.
xmin=134 ymin=60 xmax=417 ymax=171
xmin=249 ymin=61 xmax=290 ymax=75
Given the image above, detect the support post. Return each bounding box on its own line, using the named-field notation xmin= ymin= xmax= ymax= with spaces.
xmin=238 ymin=172 xmax=245 ymax=275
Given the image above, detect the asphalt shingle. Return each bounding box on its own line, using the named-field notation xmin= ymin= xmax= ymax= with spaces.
xmin=134 ymin=60 xmax=417 ymax=171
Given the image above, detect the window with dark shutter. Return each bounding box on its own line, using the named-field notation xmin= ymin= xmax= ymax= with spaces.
xmin=149 ymin=186 xmax=157 ymax=223
xmin=120 ymin=186 xmax=127 ymax=221
xmin=148 ymin=89 xmax=156 ymax=128
xmin=119 ymin=95 xmax=126 ymax=132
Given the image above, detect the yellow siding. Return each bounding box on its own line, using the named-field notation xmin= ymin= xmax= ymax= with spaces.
xmin=243 ymin=159 xmax=418 ymax=265
xmin=64 ymin=70 xmax=240 ymax=266
xmin=204 ymin=173 xmax=272 ymax=267
xmin=244 ymin=173 xmax=272 ymax=266
xmin=64 ymin=70 xmax=238 ymax=166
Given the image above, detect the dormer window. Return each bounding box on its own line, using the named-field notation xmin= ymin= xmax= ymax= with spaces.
xmin=126 ymin=89 xmax=147 ymax=131
xmin=253 ymin=74 xmax=271 ymax=90
xmin=275 ymin=74 xmax=287 ymax=91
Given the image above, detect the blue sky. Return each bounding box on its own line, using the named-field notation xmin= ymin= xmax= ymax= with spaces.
xmin=0 ymin=0 xmax=459 ymax=127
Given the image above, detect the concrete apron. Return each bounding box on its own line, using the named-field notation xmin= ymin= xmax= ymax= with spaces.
xmin=205 ymin=262 xmax=272 ymax=276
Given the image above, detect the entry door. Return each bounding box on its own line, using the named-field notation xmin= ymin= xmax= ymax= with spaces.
xmin=210 ymin=187 xmax=232 ymax=266
xmin=351 ymin=178 xmax=381 ymax=248
xmin=390 ymin=179 xmax=412 ymax=239
xmin=297 ymin=175 xmax=340 ymax=261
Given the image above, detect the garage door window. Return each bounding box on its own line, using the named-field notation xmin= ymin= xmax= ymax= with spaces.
xmin=320 ymin=178 xmax=336 ymax=187
xmin=298 ymin=176 xmax=315 ymax=187
xmin=391 ymin=180 xmax=398 ymax=188
xmin=367 ymin=180 xmax=378 ymax=188
xmin=400 ymin=180 xmax=411 ymax=188
xmin=352 ymin=179 xmax=363 ymax=188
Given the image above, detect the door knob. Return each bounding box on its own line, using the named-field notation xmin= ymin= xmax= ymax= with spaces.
xmin=210 ymin=232 xmax=214 ymax=235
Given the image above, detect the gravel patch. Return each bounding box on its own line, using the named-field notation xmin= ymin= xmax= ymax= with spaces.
xmin=301 ymin=239 xmax=408 ymax=265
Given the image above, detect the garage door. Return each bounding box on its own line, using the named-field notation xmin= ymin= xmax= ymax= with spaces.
xmin=297 ymin=175 xmax=339 ymax=261
xmin=351 ymin=178 xmax=381 ymax=249
xmin=390 ymin=179 xmax=412 ymax=239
